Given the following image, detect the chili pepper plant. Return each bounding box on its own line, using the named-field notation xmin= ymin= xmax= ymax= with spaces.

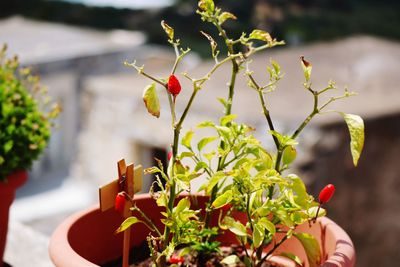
xmin=117 ymin=1 xmax=364 ymax=266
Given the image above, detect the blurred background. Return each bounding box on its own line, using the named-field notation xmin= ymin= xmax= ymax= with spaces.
xmin=1 ymin=0 xmax=399 ymax=266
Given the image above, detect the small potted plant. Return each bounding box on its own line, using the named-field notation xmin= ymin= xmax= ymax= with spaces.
xmin=50 ymin=1 xmax=364 ymax=266
xmin=0 ymin=44 xmax=60 ymax=266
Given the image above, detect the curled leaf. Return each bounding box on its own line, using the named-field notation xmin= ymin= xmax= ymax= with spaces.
xmin=300 ymin=56 xmax=312 ymax=82
xmin=341 ymin=113 xmax=364 ymax=166
xmin=142 ymin=83 xmax=160 ymax=118
xmin=218 ymin=12 xmax=237 ymax=25
xmin=249 ymin=29 xmax=273 ymax=43
xmin=161 ymin=20 xmax=174 ymax=41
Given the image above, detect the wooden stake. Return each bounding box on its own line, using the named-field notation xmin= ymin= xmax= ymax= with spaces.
xmin=99 ymin=159 xmax=143 ymax=267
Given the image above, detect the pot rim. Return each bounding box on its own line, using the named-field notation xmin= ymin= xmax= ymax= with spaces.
xmin=49 ymin=193 xmax=355 ymax=267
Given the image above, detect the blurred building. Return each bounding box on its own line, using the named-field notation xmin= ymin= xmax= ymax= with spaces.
xmin=1 ymin=14 xmax=400 ymax=267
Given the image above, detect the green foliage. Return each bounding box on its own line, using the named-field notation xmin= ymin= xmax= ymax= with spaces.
xmin=0 ymin=45 xmax=60 ymax=181
xmin=120 ymin=1 xmax=364 ymax=266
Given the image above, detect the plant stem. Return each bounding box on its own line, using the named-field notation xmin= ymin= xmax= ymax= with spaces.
xmin=291 ymin=89 xmax=319 ymax=140
xmin=257 ymin=235 xmax=289 ymax=267
xmin=132 ymin=206 xmax=162 ymax=237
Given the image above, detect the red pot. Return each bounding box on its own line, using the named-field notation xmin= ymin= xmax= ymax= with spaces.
xmin=49 ymin=194 xmax=355 ymax=267
xmin=0 ymin=170 xmax=28 ymax=267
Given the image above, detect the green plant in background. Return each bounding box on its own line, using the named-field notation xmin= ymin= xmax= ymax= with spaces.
xmin=0 ymin=44 xmax=60 ymax=182
xmin=118 ymin=0 xmax=364 ymax=266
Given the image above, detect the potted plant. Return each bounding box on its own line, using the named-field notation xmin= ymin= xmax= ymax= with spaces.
xmin=49 ymin=1 xmax=364 ymax=266
xmin=0 ymin=44 xmax=60 ymax=266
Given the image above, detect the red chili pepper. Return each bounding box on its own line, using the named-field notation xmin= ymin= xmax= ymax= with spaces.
xmin=319 ymin=184 xmax=335 ymax=204
xmin=169 ymin=254 xmax=184 ymax=264
xmin=167 ymin=151 xmax=173 ymax=161
xmin=167 ymin=75 xmax=181 ymax=96
xmin=114 ymin=192 xmax=126 ymax=213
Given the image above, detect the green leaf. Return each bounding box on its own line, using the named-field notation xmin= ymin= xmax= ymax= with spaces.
xmin=198 ymin=0 xmax=214 ymax=12
xmin=293 ymin=233 xmax=321 ymax=267
xmin=161 ymin=20 xmax=174 ymax=41
xmin=249 ymin=29 xmax=272 ymax=43
xmin=341 ymin=113 xmax=364 ymax=166
xmin=224 ymin=217 xmax=248 ymax=237
xmin=206 ymin=171 xmax=226 ymax=194
xmin=252 ymin=224 xmax=264 ymax=248
xmin=175 ymin=198 xmax=190 ymax=213
xmin=181 ymin=130 xmax=194 ymax=149
xmin=280 ymin=252 xmax=303 ymax=267
xmin=218 ymin=12 xmax=237 ymax=25
xmin=258 ymin=217 xmax=276 ymax=235
xmin=282 ymin=145 xmax=297 ymax=165
xmin=142 ymin=83 xmax=160 ymax=118
xmin=221 ymin=255 xmax=240 ymax=266
xmin=197 ymin=120 xmax=214 ymax=128
xmin=217 ymin=97 xmax=228 ymax=108
xmin=197 ymin=136 xmax=218 ymax=151
xmin=4 ymin=140 xmax=13 ymax=153
xmin=220 ymin=114 xmax=237 ymax=126
xmin=116 ymin=216 xmax=143 ymax=233
xmin=195 ymin=161 xmax=208 ymax=171
xmin=212 ymin=189 xmax=232 ymax=209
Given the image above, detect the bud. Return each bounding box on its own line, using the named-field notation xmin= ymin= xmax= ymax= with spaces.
xmin=167 ymin=151 xmax=173 ymax=161
xmin=318 ymin=184 xmax=335 ymax=204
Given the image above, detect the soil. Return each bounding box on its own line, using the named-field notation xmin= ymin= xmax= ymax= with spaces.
xmin=102 ymin=243 xmax=280 ymax=267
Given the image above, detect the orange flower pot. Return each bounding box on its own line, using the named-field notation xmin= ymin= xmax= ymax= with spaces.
xmin=49 ymin=194 xmax=355 ymax=267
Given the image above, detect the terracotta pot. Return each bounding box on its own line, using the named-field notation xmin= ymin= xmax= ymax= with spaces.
xmin=0 ymin=170 xmax=28 ymax=267
xmin=49 ymin=194 xmax=355 ymax=267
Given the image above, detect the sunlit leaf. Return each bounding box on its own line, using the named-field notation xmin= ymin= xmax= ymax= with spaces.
xmin=115 ymin=216 xmax=143 ymax=233
xmin=161 ymin=20 xmax=174 ymax=41
xmin=220 ymin=114 xmax=237 ymax=126
xmin=198 ymin=136 xmax=218 ymax=151
xmin=280 ymin=252 xmax=303 ymax=266
xmin=341 ymin=113 xmax=364 ymax=166
xmin=142 ymin=83 xmax=160 ymax=118
xmin=212 ymin=189 xmax=232 ymax=209
xmin=221 ymin=255 xmax=240 ymax=266
xmin=181 ymin=130 xmax=194 ymax=149
xmin=249 ymin=29 xmax=272 ymax=43
xmin=218 ymin=11 xmax=237 ymax=25
xmin=293 ymin=233 xmax=321 ymax=267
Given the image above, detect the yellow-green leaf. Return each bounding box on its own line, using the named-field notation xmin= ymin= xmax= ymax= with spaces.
xmin=221 ymin=255 xmax=240 ymax=266
xmin=293 ymin=233 xmax=321 ymax=267
xmin=280 ymin=252 xmax=303 ymax=266
xmin=342 ymin=113 xmax=364 ymax=166
xmin=218 ymin=12 xmax=237 ymax=25
xmin=249 ymin=29 xmax=272 ymax=43
xmin=252 ymin=224 xmax=264 ymax=248
xmin=115 ymin=216 xmax=143 ymax=233
xmin=197 ymin=136 xmax=218 ymax=151
xmin=212 ymin=189 xmax=232 ymax=209
xmin=181 ymin=130 xmax=194 ymax=149
xmin=198 ymin=0 xmax=214 ymax=12
xmin=258 ymin=217 xmax=276 ymax=234
xmin=142 ymin=83 xmax=160 ymax=118
xmin=161 ymin=20 xmax=174 ymax=41
xmin=220 ymin=114 xmax=237 ymax=126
